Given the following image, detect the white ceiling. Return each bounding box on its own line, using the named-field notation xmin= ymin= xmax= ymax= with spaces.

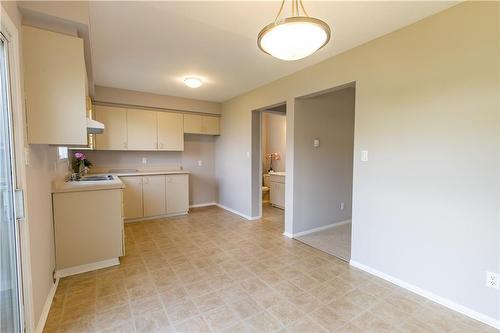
xmin=89 ymin=1 xmax=457 ymax=102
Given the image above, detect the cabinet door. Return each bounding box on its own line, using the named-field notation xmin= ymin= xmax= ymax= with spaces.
xmin=94 ymin=106 xmax=128 ymax=150
xmin=121 ymin=177 xmax=143 ymax=219
xmin=127 ymin=109 xmax=158 ymax=150
xmin=166 ymin=174 xmax=189 ymax=214
xmin=203 ymin=116 xmax=220 ymax=135
xmin=276 ymin=183 xmax=285 ymax=208
xmin=23 ymin=26 xmax=87 ymax=145
xmin=158 ymin=112 xmax=184 ymax=151
xmin=270 ymin=182 xmax=279 ymax=206
xmin=270 ymin=182 xmax=285 ymax=208
xmin=143 ymin=176 xmax=166 ymax=217
xmin=183 ymin=114 xmax=203 ymax=134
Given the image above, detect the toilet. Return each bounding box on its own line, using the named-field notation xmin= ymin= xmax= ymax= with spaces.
xmin=262 ymin=174 xmax=270 ymax=203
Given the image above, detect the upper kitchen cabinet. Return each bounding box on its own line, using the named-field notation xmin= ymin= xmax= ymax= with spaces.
xmin=94 ymin=105 xmax=127 ymax=150
xmin=23 ymin=26 xmax=87 ymax=145
xmin=183 ymin=114 xmax=220 ymax=135
xmin=127 ymin=109 xmax=158 ymax=150
xmin=157 ymin=112 xmax=184 ymax=151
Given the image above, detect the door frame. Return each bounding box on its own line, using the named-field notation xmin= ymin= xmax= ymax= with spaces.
xmin=250 ymin=102 xmax=286 ymax=219
xmin=1 ymin=8 xmax=35 ymax=333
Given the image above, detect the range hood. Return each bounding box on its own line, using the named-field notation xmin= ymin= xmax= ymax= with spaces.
xmin=86 ymin=118 xmax=104 ymax=134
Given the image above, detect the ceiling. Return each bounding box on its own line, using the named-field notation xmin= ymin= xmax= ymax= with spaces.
xmin=89 ymin=1 xmax=457 ymax=102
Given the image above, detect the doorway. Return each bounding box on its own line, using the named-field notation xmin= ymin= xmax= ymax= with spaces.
xmin=251 ymin=103 xmax=286 ymax=227
xmin=292 ymin=85 xmax=355 ymax=261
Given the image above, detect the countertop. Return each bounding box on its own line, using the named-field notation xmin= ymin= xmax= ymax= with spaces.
xmin=53 ymin=169 xmax=189 ymax=193
xmin=110 ymin=170 xmax=190 ymax=177
xmin=52 ymin=175 xmax=125 ymax=194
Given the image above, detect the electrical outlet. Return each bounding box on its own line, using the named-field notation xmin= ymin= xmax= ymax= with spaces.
xmin=142 ymin=157 xmax=148 ymax=164
xmin=197 ymin=160 xmax=203 ymax=167
xmin=340 ymin=202 xmax=345 ymax=210
xmin=486 ymin=272 xmax=499 ymax=289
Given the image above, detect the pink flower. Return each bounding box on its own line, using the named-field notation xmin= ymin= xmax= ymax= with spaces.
xmin=74 ymin=152 xmax=85 ymax=160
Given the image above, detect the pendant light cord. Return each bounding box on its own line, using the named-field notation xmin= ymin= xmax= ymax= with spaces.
xmin=274 ymin=0 xmax=310 ymax=22
xmin=299 ymin=0 xmax=309 ymax=17
xmin=274 ymin=0 xmax=285 ymax=21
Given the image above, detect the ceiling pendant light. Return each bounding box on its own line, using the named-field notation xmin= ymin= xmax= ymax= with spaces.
xmin=258 ymin=0 xmax=331 ymax=61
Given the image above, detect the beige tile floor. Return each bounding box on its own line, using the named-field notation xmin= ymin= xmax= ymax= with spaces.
xmin=43 ymin=205 xmax=496 ymax=333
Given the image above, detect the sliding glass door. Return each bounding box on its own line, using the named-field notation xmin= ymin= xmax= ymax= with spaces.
xmin=0 ymin=33 xmax=23 ymax=333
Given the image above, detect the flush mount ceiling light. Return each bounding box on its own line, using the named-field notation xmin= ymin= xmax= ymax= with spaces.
xmin=258 ymin=0 xmax=331 ymax=61
xmin=183 ymin=77 xmax=203 ymax=88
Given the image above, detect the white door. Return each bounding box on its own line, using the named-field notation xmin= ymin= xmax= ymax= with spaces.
xmin=94 ymin=106 xmax=128 ymax=150
xmin=143 ymin=176 xmax=166 ymax=217
xmin=157 ymin=112 xmax=184 ymax=151
xmin=121 ymin=176 xmax=143 ymax=219
xmin=127 ymin=109 xmax=157 ymax=150
xmin=166 ymin=174 xmax=189 ymax=214
xmin=0 ymin=33 xmax=23 ymax=333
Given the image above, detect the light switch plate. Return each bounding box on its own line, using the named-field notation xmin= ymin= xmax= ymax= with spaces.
xmin=361 ymin=150 xmax=369 ymax=162
xmin=313 ymin=139 xmax=320 ymax=148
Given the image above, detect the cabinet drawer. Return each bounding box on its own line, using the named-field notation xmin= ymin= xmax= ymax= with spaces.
xmin=269 ymin=174 xmax=285 ymax=184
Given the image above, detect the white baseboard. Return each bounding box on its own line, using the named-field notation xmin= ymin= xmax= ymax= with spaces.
xmin=55 ymin=258 xmax=119 ymax=278
xmin=35 ymin=277 xmax=59 ymax=333
xmin=189 ymin=202 xmax=217 ymax=208
xmin=283 ymin=232 xmax=294 ymax=238
xmin=216 ymin=203 xmax=256 ymax=220
xmin=349 ymin=260 xmax=500 ymax=330
xmin=124 ymin=211 xmax=188 ymax=223
xmin=292 ymin=219 xmax=351 ymax=238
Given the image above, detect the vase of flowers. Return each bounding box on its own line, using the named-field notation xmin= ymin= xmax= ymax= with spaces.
xmin=71 ymin=152 xmax=92 ymax=177
xmin=265 ymin=152 xmax=280 ymax=172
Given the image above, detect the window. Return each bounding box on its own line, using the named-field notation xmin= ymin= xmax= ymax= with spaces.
xmin=57 ymin=146 xmax=68 ymax=160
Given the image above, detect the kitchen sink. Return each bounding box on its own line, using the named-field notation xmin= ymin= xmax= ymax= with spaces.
xmin=79 ymin=175 xmax=114 ymax=181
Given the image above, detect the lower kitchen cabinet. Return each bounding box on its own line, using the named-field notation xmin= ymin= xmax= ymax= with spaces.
xmin=121 ymin=176 xmax=143 ymax=219
xmin=53 ymin=189 xmax=124 ymax=273
xmin=143 ymin=175 xmax=166 ymax=216
xmin=166 ymin=174 xmax=189 ymax=214
xmin=120 ymin=173 xmax=189 ymax=221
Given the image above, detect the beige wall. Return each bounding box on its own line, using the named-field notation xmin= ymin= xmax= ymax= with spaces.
xmin=25 ymin=146 xmax=68 ymax=325
xmin=216 ymin=2 xmax=499 ymax=322
xmin=94 ymin=86 xmax=222 ymax=115
xmin=81 ymin=134 xmax=217 ymax=206
xmin=294 ymin=87 xmax=355 ymax=232
xmin=262 ymin=112 xmax=286 ymax=173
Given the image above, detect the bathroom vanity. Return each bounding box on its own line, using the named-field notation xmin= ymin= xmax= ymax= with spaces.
xmin=269 ymin=172 xmax=285 ymax=209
